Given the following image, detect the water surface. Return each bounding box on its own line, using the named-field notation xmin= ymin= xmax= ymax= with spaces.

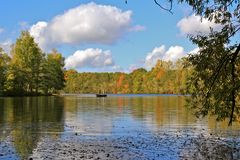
xmin=0 ymin=95 xmax=239 ymax=159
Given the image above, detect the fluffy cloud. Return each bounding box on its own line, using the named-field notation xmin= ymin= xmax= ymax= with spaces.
xmin=165 ymin=46 xmax=185 ymax=61
xmin=144 ymin=45 xmax=186 ymax=69
xmin=96 ymin=65 xmax=125 ymax=72
xmin=30 ymin=2 xmax=142 ymax=51
xmin=145 ymin=45 xmax=165 ymax=69
xmin=0 ymin=40 xmax=12 ymax=54
xmin=29 ymin=21 xmax=48 ymax=48
xmin=189 ymin=47 xmax=199 ymax=54
xmin=128 ymin=25 xmax=146 ymax=32
xmin=177 ymin=15 xmax=221 ymax=35
xmin=65 ymin=48 xmax=114 ymax=69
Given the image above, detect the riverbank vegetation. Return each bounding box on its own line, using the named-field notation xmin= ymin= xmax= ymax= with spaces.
xmin=0 ymin=31 xmax=65 ymax=96
xmin=64 ymin=59 xmax=192 ymax=94
xmin=0 ymin=31 xmax=193 ymax=96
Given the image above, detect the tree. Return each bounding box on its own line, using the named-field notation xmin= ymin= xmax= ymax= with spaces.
xmin=0 ymin=48 xmax=10 ymax=96
xmin=41 ymin=49 xmax=65 ymax=94
xmin=126 ymin=0 xmax=239 ymax=124
xmin=150 ymin=60 xmax=174 ymax=93
xmin=175 ymin=58 xmax=190 ymax=94
xmin=0 ymin=31 xmax=65 ymax=96
xmin=152 ymin=0 xmax=240 ymax=124
xmin=181 ymin=0 xmax=240 ymax=125
xmin=10 ymin=31 xmax=44 ymax=95
xmin=130 ymin=68 xmax=147 ymax=93
xmin=64 ymin=69 xmax=79 ymax=93
xmin=63 ymin=60 xmax=190 ymax=94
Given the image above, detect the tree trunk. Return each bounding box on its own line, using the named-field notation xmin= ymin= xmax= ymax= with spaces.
xmin=228 ymin=43 xmax=240 ymax=126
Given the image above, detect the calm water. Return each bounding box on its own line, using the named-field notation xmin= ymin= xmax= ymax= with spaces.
xmin=0 ymin=95 xmax=239 ymax=159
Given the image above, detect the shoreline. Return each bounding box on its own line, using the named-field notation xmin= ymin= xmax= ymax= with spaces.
xmin=0 ymin=93 xmax=191 ymax=98
xmin=1 ymin=130 xmax=239 ymax=160
xmin=60 ymin=93 xmax=191 ymax=97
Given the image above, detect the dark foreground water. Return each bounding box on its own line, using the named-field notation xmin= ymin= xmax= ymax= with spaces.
xmin=0 ymin=95 xmax=240 ymax=160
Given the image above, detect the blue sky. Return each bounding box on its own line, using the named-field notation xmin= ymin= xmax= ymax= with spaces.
xmin=0 ymin=0 xmax=218 ymax=72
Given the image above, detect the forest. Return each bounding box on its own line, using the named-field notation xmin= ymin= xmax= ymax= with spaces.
xmin=0 ymin=31 xmax=65 ymax=96
xmin=64 ymin=59 xmax=192 ymax=94
xmin=0 ymin=31 xmax=192 ymax=96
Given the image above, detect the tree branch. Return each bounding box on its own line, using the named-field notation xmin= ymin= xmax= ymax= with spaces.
xmin=204 ymin=26 xmax=240 ymax=98
xmin=154 ymin=0 xmax=173 ymax=14
xmin=228 ymin=43 xmax=240 ymax=126
xmin=205 ymin=52 xmax=230 ymax=98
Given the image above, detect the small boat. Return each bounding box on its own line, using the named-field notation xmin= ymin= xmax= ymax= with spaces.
xmin=96 ymin=94 xmax=107 ymax=97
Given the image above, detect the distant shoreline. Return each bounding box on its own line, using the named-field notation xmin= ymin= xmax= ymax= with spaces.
xmin=0 ymin=93 xmax=191 ymax=98
xmin=0 ymin=93 xmax=58 ymax=98
xmin=60 ymin=93 xmax=191 ymax=97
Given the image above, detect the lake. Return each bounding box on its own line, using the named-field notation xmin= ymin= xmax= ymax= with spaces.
xmin=0 ymin=95 xmax=240 ymax=159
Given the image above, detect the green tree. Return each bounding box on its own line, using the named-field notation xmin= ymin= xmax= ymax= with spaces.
xmin=0 ymin=48 xmax=10 ymax=96
xmin=153 ymin=60 xmax=173 ymax=93
xmin=4 ymin=65 xmax=25 ymax=95
xmin=41 ymin=49 xmax=65 ymax=94
xmin=63 ymin=59 xmax=191 ymax=95
xmin=181 ymin=0 xmax=240 ymax=125
xmin=64 ymin=69 xmax=79 ymax=93
xmin=174 ymin=58 xmax=190 ymax=94
xmin=0 ymin=31 xmax=66 ymax=96
xmin=10 ymin=31 xmax=44 ymax=95
xmin=129 ymin=68 xmax=147 ymax=93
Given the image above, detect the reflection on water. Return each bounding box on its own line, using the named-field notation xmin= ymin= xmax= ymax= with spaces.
xmin=0 ymin=95 xmax=239 ymax=159
xmin=0 ymin=96 xmax=64 ymax=159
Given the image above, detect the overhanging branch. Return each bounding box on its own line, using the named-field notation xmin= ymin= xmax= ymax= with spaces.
xmin=154 ymin=0 xmax=173 ymax=14
xmin=124 ymin=0 xmax=173 ymax=14
xmin=229 ymin=43 xmax=240 ymax=126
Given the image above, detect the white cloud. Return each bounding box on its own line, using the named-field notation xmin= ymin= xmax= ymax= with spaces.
xmin=129 ymin=25 xmax=146 ymax=32
xmin=96 ymin=65 xmax=125 ymax=72
xmin=144 ymin=45 xmax=186 ymax=69
xmin=29 ymin=21 xmax=48 ymax=47
xmin=165 ymin=46 xmax=185 ymax=61
xmin=0 ymin=40 xmax=12 ymax=54
xmin=177 ymin=14 xmax=221 ymax=36
xmin=30 ymin=2 xmax=142 ymax=51
xmin=145 ymin=45 xmax=166 ymax=69
xmin=65 ymin=48 xmax=115 ymax=69
xmin=189 ymin=47 xmax=199 ymax=54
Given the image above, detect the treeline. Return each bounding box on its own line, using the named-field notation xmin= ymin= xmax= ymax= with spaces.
xmin=64 ymin=59 xmax=192 ymax=94
xmin=0 ymin=31 xmax=192 ymax=96
xmin=0 ymin=31 xmax=65 ymax=96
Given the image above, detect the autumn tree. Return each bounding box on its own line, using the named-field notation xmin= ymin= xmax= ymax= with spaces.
xmin=9 ymin=31 xmax=44 ymax=95
xmin=150 ymin=60 xmax=174 ymax=93
xmin=174 ymin=58 xmax=190 ymax=94
xmin=63 ymin=59 xmax=191 ymax=94
xmin=41 ymin=49 xmax=65 ymax=94
xmin=130 ymin=68 xmax=147 ymax=93
xmin=2 ymin=32 xmax=65 ymax=96
xmin=64 ymin=69 xmax=79 ymax=93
